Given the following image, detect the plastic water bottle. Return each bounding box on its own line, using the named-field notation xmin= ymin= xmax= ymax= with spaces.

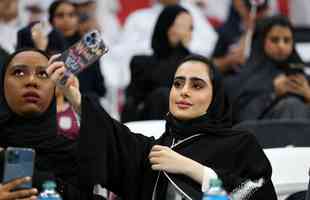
xmin=202 ymin=178 xmax=230 ymax=200
xmin=38 ymin=181 xmax=62 ymax=200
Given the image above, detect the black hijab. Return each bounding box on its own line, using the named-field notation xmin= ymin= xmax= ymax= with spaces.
xmin=0 ymin=49 xmax=78 ymax=187
xmin=151 ymin=5 xmax=190 ymax=59
xmin=164 ymin=54 xmax=235 ymax=140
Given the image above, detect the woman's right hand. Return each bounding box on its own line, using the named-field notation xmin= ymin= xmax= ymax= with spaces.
xmin=0 ymin=177 xmax=37 ymax=200
xmin=46 ymin=54 xmax=82 ymax=113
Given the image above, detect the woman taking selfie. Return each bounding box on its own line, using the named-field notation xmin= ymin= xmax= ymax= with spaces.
xmin=49 ymin=54 xmax=277 ymax=199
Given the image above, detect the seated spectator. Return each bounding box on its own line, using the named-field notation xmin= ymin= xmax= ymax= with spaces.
xmin=237 ymin=15 xmax=310 ymax=121
xmin=0 ymin=48 xmax=94 ymax=199
xmin=50 ymin=54 xmax=277 ymax=199
xmin=122 ymin=5 xmax=192 ymax=122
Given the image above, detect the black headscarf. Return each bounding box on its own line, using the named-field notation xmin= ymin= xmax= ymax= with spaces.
xmin=164 ymin=54 xmax=234 ymax=139
xmin=151 ymin=5 xmax=190 ymax=59
xmin=0 ymin=49 xmax=78 ymax=191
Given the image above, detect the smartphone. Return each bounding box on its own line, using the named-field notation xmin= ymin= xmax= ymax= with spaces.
xmin=57 ymin=29 xmax=108 ymax=85
xmin=3 ymin=147 xmax=35 ymax=189
xmin=285 ymin=63 xmax=304 ymax=76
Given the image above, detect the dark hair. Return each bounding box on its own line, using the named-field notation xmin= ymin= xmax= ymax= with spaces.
xmin=177 ymin=54 xmax=215 ymax=81
xmin=260 ymin=15 xmax=294 ymax=42
xmin=48 ymin=0 xmax=76 ymax=24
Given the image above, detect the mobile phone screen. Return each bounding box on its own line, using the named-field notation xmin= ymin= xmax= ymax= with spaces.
xmin=57 ymin=29 xmax=108 ymax=85
xmin=3 ymin=147 xmax=35 ymax=189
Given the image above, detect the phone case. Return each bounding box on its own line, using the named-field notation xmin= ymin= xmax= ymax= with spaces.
xmin=3 ymin=147 xmax=35 ymax=189
xmin=57 ymin=29 xmax=108 ymax=85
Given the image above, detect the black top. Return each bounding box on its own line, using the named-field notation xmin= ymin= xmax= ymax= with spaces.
xmin=79 ymin=61 xmax=276 ymax=199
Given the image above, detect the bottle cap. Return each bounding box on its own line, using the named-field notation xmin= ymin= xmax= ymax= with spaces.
xmin=209 ymin=178 xmax=223 ymax=187
xmin=42 ymin=181 xmax=57 ymax=190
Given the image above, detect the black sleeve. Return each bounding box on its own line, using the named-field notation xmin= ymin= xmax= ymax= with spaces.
xmin=214 ymin=133 xmax=277 ymax=200
xmin=78 ymin=95 xmax=154 ymax=198
xmin=78 ymin=61 xmax=106 ymax=97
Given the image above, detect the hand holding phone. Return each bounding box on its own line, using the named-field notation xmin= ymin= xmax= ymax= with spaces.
xmin=56 ymin=29 xmax=108 ymax=85
xmin=0 ymin=177 xmax=37 ymax=200
xmin=3 ymin=147 xmax=35 ymax=189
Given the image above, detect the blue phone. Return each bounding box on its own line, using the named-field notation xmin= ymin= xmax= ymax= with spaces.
xmin=3 ymin=147 xmax=35 ymax=189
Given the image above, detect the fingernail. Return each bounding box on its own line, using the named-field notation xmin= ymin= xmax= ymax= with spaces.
xmin=25 ymin=176 xmax=31 ymax=181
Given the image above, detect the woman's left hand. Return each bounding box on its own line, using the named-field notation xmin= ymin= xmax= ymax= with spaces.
xmin=149 ymin=145 xmax=205 ymax=185
xmin=148 ymin=145 xmax=195 ymax=174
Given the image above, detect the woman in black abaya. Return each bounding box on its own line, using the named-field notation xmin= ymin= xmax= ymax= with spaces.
xmin=49 ymin=54 xmax=277 ymax=199
xmin=0 ymin=48 xmax=93 ymax=200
